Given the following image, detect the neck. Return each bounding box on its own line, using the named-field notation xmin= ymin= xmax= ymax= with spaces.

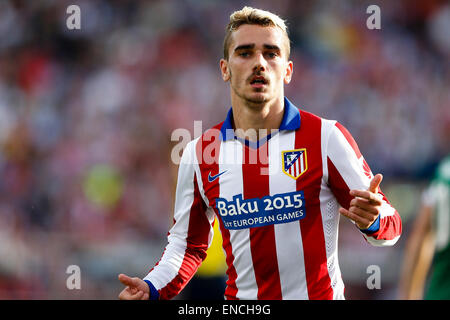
xmin=231 ymin=95 xmax=284 ymax=142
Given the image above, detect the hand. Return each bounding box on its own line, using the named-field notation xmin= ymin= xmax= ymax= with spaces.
xmin=339 ymin=174 xmax=383 ymax=230
xmin=118 ymin=273 xmax=150 ymax=300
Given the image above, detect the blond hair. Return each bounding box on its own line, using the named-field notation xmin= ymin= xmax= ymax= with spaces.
xmin=223 ymin=6 xmax=290 ymax=60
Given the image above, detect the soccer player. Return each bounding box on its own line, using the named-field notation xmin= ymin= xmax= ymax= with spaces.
xmin=398 ymin=155 xmax=450 ymax=300
xmin=118 ymin=6 xmax=402 ymax=300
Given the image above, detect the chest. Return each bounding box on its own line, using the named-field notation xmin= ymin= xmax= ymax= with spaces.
xmin=198 ymin=130 xmax=325 ymax=230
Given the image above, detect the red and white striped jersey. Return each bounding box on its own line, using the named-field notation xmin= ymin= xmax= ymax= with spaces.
xmin=143 ymin=97 xmax=402 ymax=300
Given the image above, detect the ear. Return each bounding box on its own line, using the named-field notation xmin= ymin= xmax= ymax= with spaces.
xmin=284 ymin=60 xmax=293 ymax=84
xmin=220 ymin=59 xmax=231 ymax=82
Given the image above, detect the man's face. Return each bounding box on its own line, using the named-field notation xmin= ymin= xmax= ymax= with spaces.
xmin=220 ymin=24 xmax=293 ymax=107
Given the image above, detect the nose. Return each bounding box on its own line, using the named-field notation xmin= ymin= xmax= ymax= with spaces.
xmin=253 ymin=52 xmax=267 ymax=73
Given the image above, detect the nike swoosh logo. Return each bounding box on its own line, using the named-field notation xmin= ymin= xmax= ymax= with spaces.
xmin=208 ymin=170 xmax=227 ymax=183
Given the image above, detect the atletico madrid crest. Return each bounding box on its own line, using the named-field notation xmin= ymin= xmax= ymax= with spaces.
xmin=282 ymin=149 xmax=308 ymax=180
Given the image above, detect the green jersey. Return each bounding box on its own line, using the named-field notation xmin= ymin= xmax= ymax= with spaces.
xmin=424 ymin=155 xmax=450 ymax=300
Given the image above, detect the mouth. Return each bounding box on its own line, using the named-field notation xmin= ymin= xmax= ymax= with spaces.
xmin=249 ymin=75 xmax=268 ymax=88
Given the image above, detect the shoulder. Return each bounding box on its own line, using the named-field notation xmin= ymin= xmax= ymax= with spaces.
xmin=185 ymin=122 xmax=224 ymax=149
xmin=298 ymin=109 xmax=323 ymax=123
xmin=183 ymin=122 xmax=225 ymax=165
xmin=301 ymin=110 xmax=362 ymax=158
xmin=434 ymin=155 xmax=450 ymax=184
xmin=298 ymin=109 xmax=338 ymax=129
xmin=297 ymin=109 xmax=340 ymax=140
xmin=194 ymin=122 xmax=225 ymax=152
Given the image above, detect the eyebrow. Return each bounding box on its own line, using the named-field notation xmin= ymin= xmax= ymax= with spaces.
xmin=234 ymin=44 xmax=254 ymax=52
xmin=234 ymin=44 xmax=281 ymax=52
xmin=263 ymin=44 xmax=281 ymax=51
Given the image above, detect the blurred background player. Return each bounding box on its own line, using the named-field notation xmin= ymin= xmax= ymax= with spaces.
xmin=398 ymin=155 xmax=450 ymax=300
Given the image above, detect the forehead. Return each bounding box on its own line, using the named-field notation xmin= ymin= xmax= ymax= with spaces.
xmin=229 ymin=24 xmax=286 ymax=51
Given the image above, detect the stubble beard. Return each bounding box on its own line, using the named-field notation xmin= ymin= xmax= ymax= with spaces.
xmin=229 ymin=70 xmax=269 ymax=109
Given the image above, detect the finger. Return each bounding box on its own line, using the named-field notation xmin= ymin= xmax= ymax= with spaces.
xmin=119 ymin=290 xmax=144 ymax=300
xmin=350 ymin=198 xmax=380 ymax=215
xmin=119 ymin=288 xmax=134 ymax=300
xmin=339 ymin=207 xmax=370 ymax=227
xmin=118 ymin=274 xmax=131 ymax=285
xmin=141 ymin=293 xmax=150 ymax=300
xmin=130 ymin=291 xmax=144 ymax=300
xmin=349 ymin=190 xmax=383 ymax=205
xmin=368 ymin=173 xmax=383 ymax=193
xmin=119 ymin=273 xmax=139 ymax=289
xmin=128 ymin=286 xmax=138 ymax=295
xmin=349 ymin=205 xmax=378 ymax=222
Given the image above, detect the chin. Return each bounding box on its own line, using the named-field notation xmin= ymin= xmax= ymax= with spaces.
xmin=231 ymin=85 xmax=271 ymax=106
xmin=245 ymin=98 xmax=267 ymax=108
xmin=245 ymin=92 xmax=269 ymax=105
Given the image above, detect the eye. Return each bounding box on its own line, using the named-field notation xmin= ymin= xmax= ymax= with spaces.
xmin=265 ymin=51 xmax=278 ymax=58
xmin=239 ymin=51 xmax=250 ymax=57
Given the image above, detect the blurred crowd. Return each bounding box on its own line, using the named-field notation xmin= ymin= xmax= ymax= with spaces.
xmin=0 ymin=0 xmax=448 ymax=299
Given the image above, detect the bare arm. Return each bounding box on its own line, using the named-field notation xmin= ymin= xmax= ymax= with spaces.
xmin=398 ymin=204 xmax=435 ymax=299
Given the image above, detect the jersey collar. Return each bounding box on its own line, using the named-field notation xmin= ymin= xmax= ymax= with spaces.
xmin=220 ymin=97 xmax=301 ymax=141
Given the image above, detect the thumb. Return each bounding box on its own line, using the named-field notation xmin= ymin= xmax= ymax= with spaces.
xmin=118 ymin=274 xmax=136 ymax=288
xmin=368 ymin=173 xmax=383 ymax=193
